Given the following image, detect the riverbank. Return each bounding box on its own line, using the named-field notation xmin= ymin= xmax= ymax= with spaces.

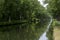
xmin=53 ymin=27 xmax=60 ymax=40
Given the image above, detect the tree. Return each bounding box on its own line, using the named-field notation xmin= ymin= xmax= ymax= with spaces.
xmin=0 ymin=0 xmax=51 ymax=40
xmin=46 ymin=0 xmax=60 ymax=20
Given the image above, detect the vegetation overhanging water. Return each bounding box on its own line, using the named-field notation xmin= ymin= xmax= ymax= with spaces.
xmin=39 ymin=17 xmax=52 ymax=40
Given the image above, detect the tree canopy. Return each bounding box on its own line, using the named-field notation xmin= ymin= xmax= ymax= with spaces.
xmin=45 ymin=0 xmax=60 ymax=20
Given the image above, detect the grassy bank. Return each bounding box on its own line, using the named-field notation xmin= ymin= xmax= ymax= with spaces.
xmin=47 ymin=19 xmax=60 ymax=40
xmin=53 ymin=27 xmax=60 ymax=40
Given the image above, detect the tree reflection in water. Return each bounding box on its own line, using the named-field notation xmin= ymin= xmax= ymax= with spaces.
xmin=0 ymin=17 xmax=50 ymax=40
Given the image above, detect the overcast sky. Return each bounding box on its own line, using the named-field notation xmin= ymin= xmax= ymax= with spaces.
xmin=38 ymin=0 xmax=48 ymax=8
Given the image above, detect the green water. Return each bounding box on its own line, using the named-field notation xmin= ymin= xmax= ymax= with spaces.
xmin=0 ymin=18 xmax=50 ymax=40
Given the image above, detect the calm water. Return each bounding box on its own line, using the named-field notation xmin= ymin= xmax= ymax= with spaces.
xmin=39 ymin=18 xmax=52 ymax=40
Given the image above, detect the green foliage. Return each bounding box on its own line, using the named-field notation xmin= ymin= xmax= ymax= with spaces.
xmin=55 ymin=21 xmax=60 ymax=26
xmin=46 ymin=0 xmax=60 ymax=20
xmin=0 ymin=0 xmax=50 ymax=26
xmin=0 ymin=0 xmax=52 ymax=40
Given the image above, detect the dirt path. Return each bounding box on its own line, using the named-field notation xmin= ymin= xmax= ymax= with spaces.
xmin=53 ymin=27 xmax=60 ymax=40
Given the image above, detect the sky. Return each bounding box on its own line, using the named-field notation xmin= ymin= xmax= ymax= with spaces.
xmin=38 ymin=0 xmax=48 ymax=8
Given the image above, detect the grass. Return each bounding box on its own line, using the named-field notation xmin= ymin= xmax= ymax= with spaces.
xmin=53 ymin=19 xmax=60 ymax=40
xmin=53 ymin=27 xmax=60 ymax=40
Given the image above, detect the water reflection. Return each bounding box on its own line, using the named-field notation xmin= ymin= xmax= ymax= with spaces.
xmin=39 ymin=18 xmax=52 ymax=40
xmin=0 ymin=17 xmax=51 ymax=40
xmin=39 ymin=32 xmax=48 ymax=40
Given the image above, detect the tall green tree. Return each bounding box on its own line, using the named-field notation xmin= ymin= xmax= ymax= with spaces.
xmin=46 ymin=0 xmax=60 ymax=20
